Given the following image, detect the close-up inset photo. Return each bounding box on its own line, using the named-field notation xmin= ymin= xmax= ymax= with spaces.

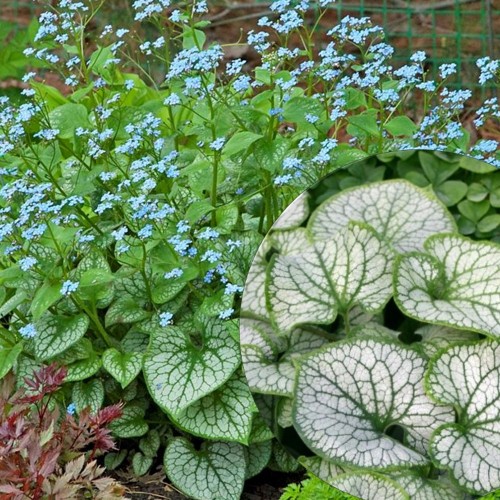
xmin=240 ymin=150 xmax=500 ymax=500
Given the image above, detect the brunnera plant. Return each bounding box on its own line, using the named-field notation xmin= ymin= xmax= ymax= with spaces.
xmin=240 ymin=176 xmax=500 ymax=499
xmin=0 ymin=0 xmax=499 ymax=497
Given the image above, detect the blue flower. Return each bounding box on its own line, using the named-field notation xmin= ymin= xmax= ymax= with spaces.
xmin=209 ymin=137 xmax=226 ymax=151
xmin=19 ymin=324 xmax=37 ymax=339
xmin=159 ymin=311 xmax=174 ymax=326
xmin=67 ymin=403 xmax=77 ymax=415
xmin=61 ymin=280 xmax=79 ymax=296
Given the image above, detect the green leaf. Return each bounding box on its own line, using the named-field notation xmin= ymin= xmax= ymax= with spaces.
xmin=390 ymin=471 xmax=462 ymax=500
xmin=223 ymin=131 xmax=263 ymax=156
xmin=29 ymin=281 xmax=62 ymax=320
xmin=283 ymin=96 xmax=323 ymax=123
xmin=308 ymin=180 xmax=456 ymax=253
xmin=185 ymin=199 xmax=214 ymax=224
xmin=132 ymin=452 xmax=153 ymax=476
xmin=0 ymin=290 xmax=27 ymax=318
xmin=33 ymin=313 xmax=89 ymax=360
xmin=457 ymin=199 xmax=490 ymax=223
xmin=426 ymin=341 xmax=500 ymax=494
xmin=347 ymin=110 xmax=380 ymax=138
xmin=298 ymin=456 xmax=344 ymax=484
xmin=459 ymin=156 xmax=497 ymax=173
xmin=143 ymin=318 xmax=240 ymax=416
xmin=414 ymin=324 xmax=478 ymax=359
xmin=72 ymin=379 xmax=104 ymax=414
xmin=478 ymin=214 xmax=500 ymax=233
xmin=270 ymin=441 xmax=300 ymax=472
xmin=48 ymin=103 xmax=89 ymax=139
xmin=0 ymin=342 xmax=23 ymax=379
xmin=467 ymin=182 xmax=490 ymax=202
xmin=384 ymin=116 xmax=417 ymax=136
xmin=294 ymin=338 xmax=454 ymax=469
xmin=139 ymin=430 xmax=161 ymax=457
xmin=240 ymin=318 xmax=328 ymax=396
xmin=328 ymin=472 xmax=409 ymax=500
xmin=267 ymin=222 xmax=393 ymax=332
xmin=244 ymin=440 xmax=272 ymax=479
xmin=105 ymin=297 xmax=150 ymax=327
xmin=109 ymin=405 xmax=149 ymax=438
xmin=435 ymin=180 xmax=467 ymax=206
xmin=173 ymin=372 xmax=256 ymax=444
xmin=241 ymin=238 xmax=271 ymax=319
xmin=104 ymin=450 xmax=128 ymax=470
xmin=394 ymin=234 xmax=500 ymax=337
xmin=164 ymin=438 xmax=245 ymax=500
xmin=419 ymin=151 xmax=459 ymax=185
xmin=102 ymin=348 xmax=143 ymax=389
xmin=272 ymin=191 xmax=310 ymax=230
xmin=216 ymin=204 xmax=239 ymax=233
xmin=65 ymin=355 xmax=102 ymax=382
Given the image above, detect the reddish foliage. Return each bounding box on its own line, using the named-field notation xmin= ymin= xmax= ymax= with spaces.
xmin=0 ymin=364 xmax=125 ymax=500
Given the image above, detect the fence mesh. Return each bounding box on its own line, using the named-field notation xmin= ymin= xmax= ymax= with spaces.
xmin=2 ymin=0 xmax=499 ymax=91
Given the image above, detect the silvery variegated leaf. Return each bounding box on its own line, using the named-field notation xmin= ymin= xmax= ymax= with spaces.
xmin=328 ymin=472 xmax=410 ymax=500
xmin=349 ymin=323 xmax=401 ymax=342
xmin=277 ymin=397 xmax=294 ymax=428
xmin=72 ymin=379 xmax=104 ymax=414
xmin=426 ymin=341 xmax=500 ymax=494
xmin=241 ymin=238 xmax=271 ymax=319
xmin=173 ymin=372 xmax=256 ymax=444
xmin=143 ymin=318 xmax=240 ymax=417
xmin=308 ymin=179 xmax=456 ymax=253
xmin=272 ymin=191 xmax=310 ymax=230
xmin=164 ymin=438 xmax=246 ymax=500
xmin=102 ymin=347 xmax=143 ymax=389
xmin=414 ymin=324 xmax=479 ymax=358
xmin=390 ymin=471 xmax=463 ymax=500
xmin=395 ymin=234 xmax=500 ymax=337
xmin=294 ymin=338 xmax=455 ymax=470
xmin=297 ymin=456 xmax=345 ymax=484
xmin=244 ymin=440 xmax=273 ymax=479
xmin=109 ymin=404 xmax=149 ymax=438
xmin=241 ymin=318 xmax=328 ymax=396
xmin=33 ymin=313 xmax=90 ymax=360
xmin=268 ymin=227 xmax=313 ymax=256
xmin=267 ymin=222 xmax=393 ymax=332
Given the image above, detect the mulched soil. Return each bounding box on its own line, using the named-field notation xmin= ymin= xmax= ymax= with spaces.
xmin=111 ymin=468 xmax=302 ymax=499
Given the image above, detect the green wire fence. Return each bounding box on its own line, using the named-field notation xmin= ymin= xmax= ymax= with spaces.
xmin=2 ymin=0 xmax=499 ymax=91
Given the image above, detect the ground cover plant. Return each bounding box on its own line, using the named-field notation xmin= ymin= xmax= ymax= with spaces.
xmin=0 ymin=0 xmax=499 ymax=497
xmin=240 ymin=151 xmax=500 ymax=499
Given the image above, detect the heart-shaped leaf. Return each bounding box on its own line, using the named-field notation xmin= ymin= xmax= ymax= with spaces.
xmin=328 ymin=472 xmax=409 ymax=500
xmin=394 ymin=234 xmax=500 ymax=337
xmin=65 ymin=355 xmax=102 ymax=382
xmin=294 ymin=338 xmax=454 ymax=469
xmin=132 ymin=452 xmax=153 ymax=476
xmin=33 ymin=313 xmax=89 ymax=360
xmin=72 ymin=379 xmax=104 ymax=414
xmin=105 ymin=297 xmax=150 ymax=327
xmin=244 ymin=440 xmax=273 ymax=479
xmin=109 ymin=405 xmax=149 ymax=438
xmin=241 ymin=318 xmax=328 ymax=396
xmin=267 ymin=222 xmax=393 ymax=332
xmin=102 ymin=348 xmax=143 ymax=389
xmin=308 ymin=180 xmax=456 ymax=253
xmin=143 ymin=318 xmax=240 ymax=416
xmin=164 ymin=438 xmax=245 ymax=500
xmin=0 ymin=342 xmax=23 ymax=380
xmin=173 ymin=372 xmax=256 ymax=444
xmin=426 ymin=341 xmax=500 ymax=494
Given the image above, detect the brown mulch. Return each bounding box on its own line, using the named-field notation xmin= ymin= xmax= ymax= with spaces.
xmin=110 ymin=468 xmax=301 ymax=499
